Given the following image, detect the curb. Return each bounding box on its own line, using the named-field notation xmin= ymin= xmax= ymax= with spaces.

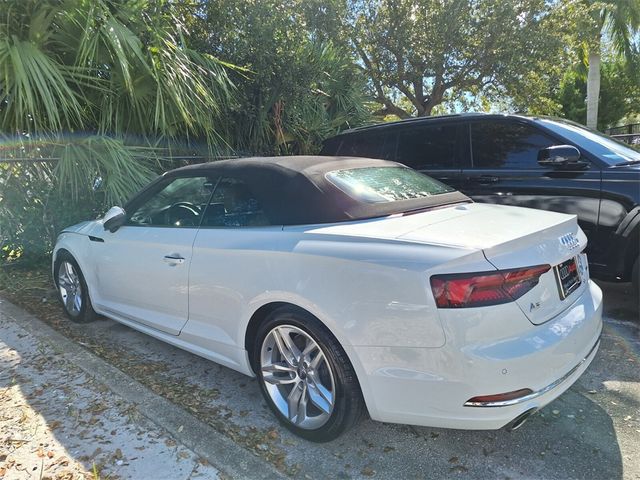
xmin=0 ymin=297 xmax=285 ymax=480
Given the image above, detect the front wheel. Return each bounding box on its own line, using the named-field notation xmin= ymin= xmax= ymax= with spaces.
xmin=253 ymin=307 xmax=365 ymax=442
xmin=54 ymin=252 xmax=97 ymax=323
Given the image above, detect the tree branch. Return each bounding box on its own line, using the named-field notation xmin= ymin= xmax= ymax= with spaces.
xmin=352 ymin=35 xmax=412 ymax=119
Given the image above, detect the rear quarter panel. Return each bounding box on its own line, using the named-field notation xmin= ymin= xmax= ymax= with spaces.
xmin=187 ymin=228 xmax=490 ymax=353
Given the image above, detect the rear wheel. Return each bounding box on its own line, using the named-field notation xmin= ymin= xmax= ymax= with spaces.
xmin=253 ymin=307 xmax=365 ymax=442
xmin=54 ymin=253 xmax=97 ymax=323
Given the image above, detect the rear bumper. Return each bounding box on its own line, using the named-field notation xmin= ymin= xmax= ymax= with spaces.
xmin=463 ymin=337 xmax=600 ymax=407
xmin=347 ymin=280 xmax=603 ymax=430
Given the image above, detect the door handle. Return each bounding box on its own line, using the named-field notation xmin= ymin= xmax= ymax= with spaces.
xmin=472 ymin=175 xmax=500 ymax=184
xmin=163 ymin=254 xmax=185 ymax=265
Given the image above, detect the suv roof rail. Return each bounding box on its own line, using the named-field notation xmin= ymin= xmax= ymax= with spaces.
xmin=338 ymin=112 xmax=521 ymax=136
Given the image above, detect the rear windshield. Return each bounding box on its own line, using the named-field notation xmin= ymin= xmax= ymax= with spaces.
xmin=326 ymin=167 xmax=455 ymax=203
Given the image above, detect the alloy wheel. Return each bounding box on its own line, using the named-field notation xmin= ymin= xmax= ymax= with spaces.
xmin=260 ymin=325 xmax=336 ymax=430
xmin=58 ymin=260 xmax=83 ymax=316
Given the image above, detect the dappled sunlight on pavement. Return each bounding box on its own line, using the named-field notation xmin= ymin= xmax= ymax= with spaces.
xmin=0 ymin=313 xmax=220 ymax=480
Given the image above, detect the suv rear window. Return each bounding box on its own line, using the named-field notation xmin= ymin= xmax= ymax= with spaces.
xmin=336 ymin=133 xmax=387 ymax=158
xmin=326 ymin=167 xmax=455 ymax=203
xmin=396 ymin=124 xmax=458 ymax=169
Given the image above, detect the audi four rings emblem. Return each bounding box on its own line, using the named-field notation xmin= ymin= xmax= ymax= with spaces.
xmin=559 ymin=233 xmax=579 ymax=250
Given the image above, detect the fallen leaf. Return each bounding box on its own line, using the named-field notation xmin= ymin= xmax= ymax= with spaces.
xmin=49 ymin=421 xmax=62 ymax=431
xmin=361 ymin=466 xmax=376 ymax=476
xmin=450 ymin=465 xmax=469 ymax=473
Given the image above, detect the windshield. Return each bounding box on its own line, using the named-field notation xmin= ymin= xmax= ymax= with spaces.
xmin=326 ymin=167 xmax=455 ymax=203
xmin=539 ymin=118 xmax=640 ymax=165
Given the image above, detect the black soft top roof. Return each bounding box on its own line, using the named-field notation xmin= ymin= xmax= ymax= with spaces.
xmin=162 ymin=156 xmax=469 ymax=225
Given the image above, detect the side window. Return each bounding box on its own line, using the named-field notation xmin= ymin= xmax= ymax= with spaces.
xmin=128 ymin=176 xmax=213 ymax=227
xmin=395 ymin=124 xmax=459 ymax=170
xmin=201 ymin=177 xmax=270 ymax=228
xmin=337 ymin=133 xmax=387 ymax=159
xmin=471 ymin=121 xmax=556 ymax=169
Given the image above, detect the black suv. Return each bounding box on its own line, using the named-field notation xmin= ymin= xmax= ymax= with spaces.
xmin=321 ymin=114 xmax=640 ymax=289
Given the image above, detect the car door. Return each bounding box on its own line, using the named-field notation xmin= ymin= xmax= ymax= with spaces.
xmin=392 ymin=122 xmax=466 ymax=191
xmin=93 ymin=174 xmax=215 ymax=335
xmin=187 ymin=176 xmax=281 ymax=361
xmin=460 ymin=119 xmax=602 ymax=243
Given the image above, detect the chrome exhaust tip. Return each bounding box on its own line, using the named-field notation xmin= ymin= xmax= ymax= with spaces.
xmin=506 ymin=408 xmax=537 ymax=431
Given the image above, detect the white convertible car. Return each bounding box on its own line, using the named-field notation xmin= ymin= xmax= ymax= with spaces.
xmin=53 ymin=156 xmax=603 ymax=441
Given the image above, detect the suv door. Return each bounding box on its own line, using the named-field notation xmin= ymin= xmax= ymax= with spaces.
xmin=393 ymin=122 xmax=467 ymax=191
xmin=460 ymin=118 xmax=602 ymax=243
xmin=93 ymin=175 xmax=215 ymax=335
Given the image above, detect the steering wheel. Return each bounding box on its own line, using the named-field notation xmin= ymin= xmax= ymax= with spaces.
xmin=165 ymin=202 xmax=200 ymax=226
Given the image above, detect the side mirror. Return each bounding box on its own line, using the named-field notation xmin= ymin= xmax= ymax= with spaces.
xmin=103 ymin=206 xmax=126 ymax=232
xmin=538 ymin=145 xmax=588 ymax=169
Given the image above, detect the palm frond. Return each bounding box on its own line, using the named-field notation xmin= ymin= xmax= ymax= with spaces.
xmin=53 ymin=135 xmax=157 ymax=205
xmin=0 ymin=36 xmax=84 ymax=132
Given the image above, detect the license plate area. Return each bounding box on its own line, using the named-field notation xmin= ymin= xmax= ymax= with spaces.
xmin=554 ymin=257 xmax=582 ymax=300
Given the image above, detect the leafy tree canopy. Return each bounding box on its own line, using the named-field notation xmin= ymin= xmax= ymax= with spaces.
xmin=342 ymin=0 xmax=566 ymax=118
xmin=557 ymin=58 xmax=640 ymax=130
xmin=186 ymin=0 xmax=371 ymax=155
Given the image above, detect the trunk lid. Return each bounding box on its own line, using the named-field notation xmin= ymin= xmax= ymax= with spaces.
xmin=397 ymin=203 xmax=588 ymax=324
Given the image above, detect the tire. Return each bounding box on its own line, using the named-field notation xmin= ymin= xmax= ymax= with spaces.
xmin=54 ymin=252 xmax=97 ymax=323
xmin=253 ymin=307 xmax=365 ymax=442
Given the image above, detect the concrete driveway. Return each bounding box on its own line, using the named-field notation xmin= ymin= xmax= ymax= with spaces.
xmin=0 ymin=280 xmax=638 ymax=479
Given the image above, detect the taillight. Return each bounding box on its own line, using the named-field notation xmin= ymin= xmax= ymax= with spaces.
xmin=430 ymin=265 xmax=550 ymax=308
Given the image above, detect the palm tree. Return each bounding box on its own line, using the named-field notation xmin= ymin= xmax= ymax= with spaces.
xmin=0 ymin=0 xmax=236 ymax=261
xmin=583 ymin=0 xmax=640 ymax=129
xmin=0 ymin=0 xmax=235 ymax=203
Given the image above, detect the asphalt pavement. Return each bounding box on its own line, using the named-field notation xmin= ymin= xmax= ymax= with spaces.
xmin=0 ymin=280 xmax=638 ymax=479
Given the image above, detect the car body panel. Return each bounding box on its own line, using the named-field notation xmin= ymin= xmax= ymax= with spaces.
xmin=189 ymin=224 xmax=468 ymax=351
xmin=91 ymin=225 xmax=197 ymax=335
xmin=349 ymin=280 xmax=602 ymax=428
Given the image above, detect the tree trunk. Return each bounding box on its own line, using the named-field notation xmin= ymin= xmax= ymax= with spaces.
xmin=586 ymin=48 xmax=601 ymax=130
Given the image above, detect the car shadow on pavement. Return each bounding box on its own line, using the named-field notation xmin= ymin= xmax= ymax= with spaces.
xmin=596 ymin=279 xmax=639 ymax=322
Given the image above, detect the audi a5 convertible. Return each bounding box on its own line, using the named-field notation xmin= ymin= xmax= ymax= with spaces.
xmin=52 ymin=156 xmax=603 ymax=441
